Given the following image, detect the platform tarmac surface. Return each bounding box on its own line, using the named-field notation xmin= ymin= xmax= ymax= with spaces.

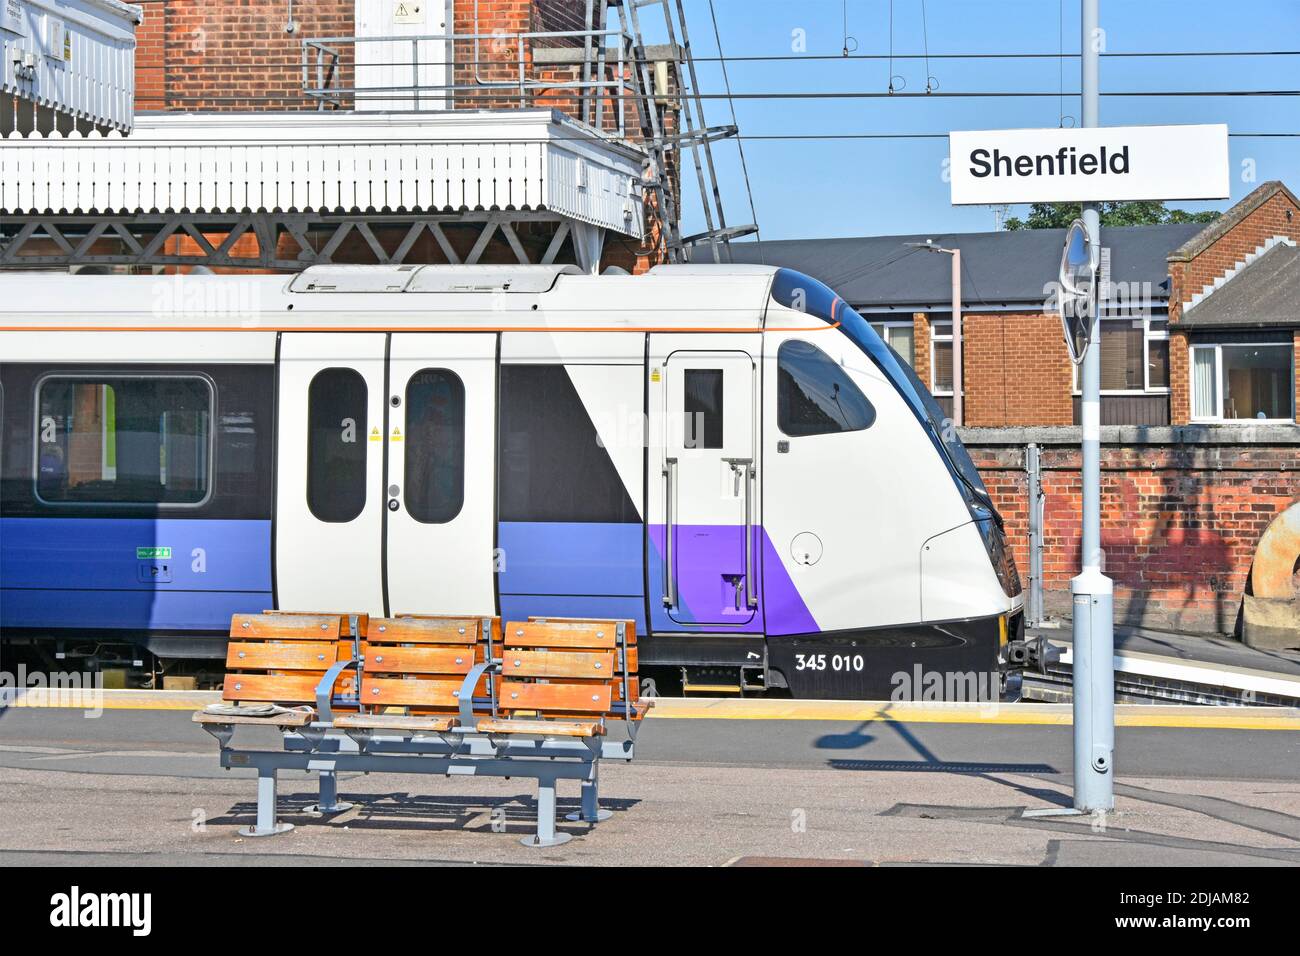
xmin=1 ymin=703 xmax=1299 ymax=866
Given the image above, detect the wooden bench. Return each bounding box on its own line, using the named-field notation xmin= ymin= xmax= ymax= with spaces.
xmin=194 ymin=612 xmax=649 ymax=847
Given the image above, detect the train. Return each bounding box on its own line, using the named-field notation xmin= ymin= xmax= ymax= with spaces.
xmin=0 ymin=263 xmax=1029 ymax=699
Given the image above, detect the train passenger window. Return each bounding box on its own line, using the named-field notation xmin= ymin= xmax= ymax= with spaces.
xmin=307 ymin=368 xmax=367 ymax=523
xmin=683 ymin=369 xmax=724 ymax=449
xmin=36 ymin=376 xmax=212 ymax=505
xmin=777 ymin=340 xmax=876 ymax=437
xmin=404 ymin=369 xmax=465 ymax=524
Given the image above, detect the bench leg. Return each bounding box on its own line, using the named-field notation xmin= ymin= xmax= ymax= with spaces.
xmin=521 ymin=777 xmax=572 ymax=848
xmin=239 ymin=767 xmax=294 ymax=838
xmin=306 ymin=769 xmax=354 ymax=816
xmin=566 ymin=762 xmax=613 ymax=823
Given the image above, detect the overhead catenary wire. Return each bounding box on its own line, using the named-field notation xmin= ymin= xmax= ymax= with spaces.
xmin=206 ymin=88 xmax=1300 ymax=104
xmin=270 ymin=49 xmax=1300 ymax=70
xmin=887 ymin=0 xmax=903 ymax=93
xmin=659 ymin=49 xmax=1300 ymax=63
xmin=705 ymin=0 xmax=762 ymax=261
xmin=920 ymin=0 xmax=938 ymax=93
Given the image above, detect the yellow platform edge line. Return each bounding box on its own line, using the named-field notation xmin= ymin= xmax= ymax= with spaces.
xmin=5 ymin=692 xmax=1300 ymax=730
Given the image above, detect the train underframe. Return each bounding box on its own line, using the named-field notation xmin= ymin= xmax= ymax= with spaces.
xmin=1 ymin=608 xmax=1046 ymax=701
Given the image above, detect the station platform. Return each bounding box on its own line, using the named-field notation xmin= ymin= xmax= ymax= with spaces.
xmin=1 ymin=696 xmax=1298 ymax=866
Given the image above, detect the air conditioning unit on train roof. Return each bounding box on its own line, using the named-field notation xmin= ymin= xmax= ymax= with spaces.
xmin=287 ymin=264 xmax=585 ymax=295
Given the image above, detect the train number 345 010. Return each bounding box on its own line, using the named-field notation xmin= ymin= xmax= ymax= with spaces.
xmin=793 ymin=653 xmax=865 ymax=673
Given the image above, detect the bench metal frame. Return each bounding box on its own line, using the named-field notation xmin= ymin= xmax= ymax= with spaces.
xmin=200 ymin=618 xmax=639 ymax=848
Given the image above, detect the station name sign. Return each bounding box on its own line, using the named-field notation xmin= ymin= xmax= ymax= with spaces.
xmin=949 ymin=124 xmax=1229 ymax=205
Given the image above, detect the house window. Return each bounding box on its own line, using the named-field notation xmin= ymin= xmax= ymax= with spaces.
xmin=1190 ymin=343 xmax=1294 ymax=422
xmin=1146 ymin=319 xmax=1170 ymax=389
xmin=1074 ymin=317 xmax=1170 ymax=393
xmin=930 ymin=320 xmax=953 ymax=395
xmin=870 ymin=321 xmax=916 ymax=368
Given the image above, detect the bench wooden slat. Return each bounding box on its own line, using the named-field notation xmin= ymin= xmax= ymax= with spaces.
xmin=503 ymin=621 xmax=618 ymax=650
xmin=361 ymin=677 xmax=469 ymax=709
xmin=526 ymin=617 xmax=636 ymax=646
xmin=226 ymin=641 xmax=338 ymax=671
xmin=361 ymin=644 xmax=477 ymax=675
xmin=501 ymin=650 xmax=616 ymax=679
xmin=333 ymin=714 xmax=457 ymax=733
xmin=476 ymin=718 xmax=605 ymax=737
xmin=367 ymin=617 xmax=480 ymax=644
xmin=499 ymin=680 xmax=613 ymax=714
xmin=231 ymin=613 xmax=347 ymax=640
xmin=223 ymin=671 xmax=356 ymax=704
xmin=193 ymin=710 xmax=315 ymax=728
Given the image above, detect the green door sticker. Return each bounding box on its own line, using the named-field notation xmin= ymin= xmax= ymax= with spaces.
xmin=136 ymin=547 xmax=173 ymax=559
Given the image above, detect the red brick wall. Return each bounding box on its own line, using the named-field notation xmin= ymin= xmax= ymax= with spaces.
xmin=452 ymin=0 xmax=533 ymax=109
xmin=912 ymin=310 xmax=1074 ymax=426
xmin=1173 ymin=192 xmax=1300 ymax=319
xmin=912 ymin=312 xmax=931 ymax=387
xmin=134 ymin=0 xmax=355 ymax=111
xmin=969 ymin=436 xmax=1300 ymax=634
xmin=1169 ymin=326 xmax=1191 ymax=424
xmin=962 ymin=312 xmax=1074 ymax=426
xmin=135 ymin=2 xmax=166 ymax=111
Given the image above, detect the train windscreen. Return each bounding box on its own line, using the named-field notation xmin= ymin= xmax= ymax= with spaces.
xmin=768 ymin=269 xmax=997 ymax=519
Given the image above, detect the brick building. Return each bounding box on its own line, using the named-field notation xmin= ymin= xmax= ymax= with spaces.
xmin=724 ymin=183 xmax=1300 ymax=636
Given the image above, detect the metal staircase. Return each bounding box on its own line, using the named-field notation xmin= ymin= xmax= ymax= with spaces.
xmin=611 ymin=0 xmax=758 ymax=263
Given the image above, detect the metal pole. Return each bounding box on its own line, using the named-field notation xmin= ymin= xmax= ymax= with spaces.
xmin=951 ymin=248 xmax=963 ymax=427
xmin=1026 ymin=443 xmax=1045 ymax=628
xmin=1072 ymin=0 xmax=1115 ymax=813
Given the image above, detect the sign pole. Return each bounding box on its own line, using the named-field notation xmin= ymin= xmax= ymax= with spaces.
xmin=1072 ymin=0 xmax=1115 ymax=813
xmin=951 ymin=248 xmax=963 ymax=427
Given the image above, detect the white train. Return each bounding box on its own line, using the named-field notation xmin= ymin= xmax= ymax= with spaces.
xmin=0 ymin=263 xmax=1025 ymax=699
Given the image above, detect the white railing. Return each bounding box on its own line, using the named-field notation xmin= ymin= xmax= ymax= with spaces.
xmin=303 ymin=27 xmax=636 ymax=137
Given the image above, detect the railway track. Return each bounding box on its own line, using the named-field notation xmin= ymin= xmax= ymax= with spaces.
xmin=1020 ymin=641 xmax=1300 ymax=707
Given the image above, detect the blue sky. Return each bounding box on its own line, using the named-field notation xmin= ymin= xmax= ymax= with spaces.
xmin=657 ymin=0 xmax=1300 ymax=240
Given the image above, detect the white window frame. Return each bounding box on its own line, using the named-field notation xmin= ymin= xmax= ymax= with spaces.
xmin=870 ymin=319 xmax=916 ymax=369
xmin=1144 ymin=318 xmax=1171 ymax=393
xmin=929 ymin=320 xmax=953 ymax=397
xmin=1071 ymin=315 xmax=1172 ymax=396
xmin=32 ymin=372 xmax=216 ymax=509
xmin=1188 ymin=342 xmax=1296 ymax=424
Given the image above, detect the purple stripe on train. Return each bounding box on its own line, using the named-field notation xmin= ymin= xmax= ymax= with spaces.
xmin=648 ymin=524 xmax=818 ymax=636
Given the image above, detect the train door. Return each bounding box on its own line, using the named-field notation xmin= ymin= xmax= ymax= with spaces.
xmin=275 ymin=333 xmax=387 ymax=614
xmin=385 ymin=333 xmax=496 ymax=615
xmin=648 ymin=335 xmax=761 ymax=629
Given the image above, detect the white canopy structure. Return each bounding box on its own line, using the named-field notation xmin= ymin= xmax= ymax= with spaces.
xmin=0 ymin=109 xmax=647 ymax=271
xmin=1 ymin=0 xmax=140 ymax=136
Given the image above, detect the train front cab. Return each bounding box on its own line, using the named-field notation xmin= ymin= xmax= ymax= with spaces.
xmin=741 ymin=269 xmax=1027 ymax=701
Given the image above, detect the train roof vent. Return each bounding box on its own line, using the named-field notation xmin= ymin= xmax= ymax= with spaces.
xmin=288 ymin=265 xmax=422 ymax=294
xmin=406 ymin=265 xmax=583 ymax=294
